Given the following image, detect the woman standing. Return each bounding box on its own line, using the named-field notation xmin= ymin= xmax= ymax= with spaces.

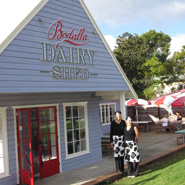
xmin=110 ymin=111 xmax=126 ymax=174
xmin=125 ymin=117 xmax=140 ymax=178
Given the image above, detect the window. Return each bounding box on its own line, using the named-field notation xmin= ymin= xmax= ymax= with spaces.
xmin=0 ymin=107 xmax=9 ymax=178
xmin=99 ymin=103 xmax=116 ymax=125
xmin=63 ymin=102 xmax=89 ymax=159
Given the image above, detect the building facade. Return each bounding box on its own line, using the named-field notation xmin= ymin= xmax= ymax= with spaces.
xmin=0 ymin=0 xmax=137 ymax=184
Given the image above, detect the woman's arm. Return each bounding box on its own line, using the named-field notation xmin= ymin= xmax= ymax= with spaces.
xmin=134 ymin=126 xmax=139 ymax=144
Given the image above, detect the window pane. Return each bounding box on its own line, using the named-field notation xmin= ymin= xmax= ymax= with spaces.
xmin=74 ymin=130 xmax=79 ymax=141
xmin=50 ymin=134 xmax=56 ymax=146
xmin=73 ymin=106 xmax=78 ymax=117
xmin=50 ymin=147 xmax=57 ymax=159
xmin=75 ymin=141 xmax=80 ymax=153
xmin=66 ymin=107 xmax=72 ymax=118
xmin=80 ymin=129 xmax=86 ymax=139
xmin=81 ymin=139 xmax=86 ymax=151
xmin=25 ymin=126 xmax=29 ymax=141
xmin=24 ymin=111 xmax=28 ymax=125
xmin=21 ymin=156 xmax=25 ymax=170
xmin=49 ymin=121 xmax=55 ymax=133
xmin=39 ymin=109 xmax=47 ymax=121
xmin=18 ymin=111 xmax=23 ymax=125
xmin=79 ymin=106 xmax=84 ymax=117
xmin=48 ymin=108 xmax=55 ymax=120
xmin=41 ymin=135 xmax=48 ymax=147
xmin=79 ymin=118 xmax=85 ymax=128
xmin=67 ymin=130 xmax=73 ymax=142
xmin=73 ymin=118 xmax=79 ymax=129
xmin=0 ymin=157 xmax=4 ymax=173
xmin=21 ymin=141 xmax=25 ymax=155
xmin=19 ymin=126 xmax=23 ymax=140
xmin=66 ymin=119 xmax=72 ymax=130
xmin=68 ymin=143 xmax=73 ymax=154
xmin=40 ymin=122 xmax=48 ymax=135
xmin=0 ymin=115 xmax=4 ymax=172
xmin=42 ymin=148 xmax=49 ymax=161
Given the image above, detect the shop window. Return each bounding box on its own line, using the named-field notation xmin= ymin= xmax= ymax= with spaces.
xmin=63 ymin=102 xmax=89 ymax=159
xmin=99 ymin=103 xmax=116 ymax=125
xmin=0 ymin=107 xmax=9 ymax=178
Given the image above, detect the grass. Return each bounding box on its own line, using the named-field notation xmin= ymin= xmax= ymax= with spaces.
xmin=109 ymin=149 xmax=185 ymax=185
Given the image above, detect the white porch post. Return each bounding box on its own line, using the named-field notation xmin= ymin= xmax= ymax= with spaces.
xmin=120 ymin=92 xmax=126 ymax=120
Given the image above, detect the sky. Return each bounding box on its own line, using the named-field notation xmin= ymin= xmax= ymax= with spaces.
xmin=1 ymin=0 xmax=185 ymax=57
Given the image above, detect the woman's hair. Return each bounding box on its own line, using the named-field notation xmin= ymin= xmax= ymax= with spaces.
xmin=126 ymin=116 xmax=132 ymax=120
xmin=114 ymin=111 xmax=122 ymax=120
xmin=115 ymin=111 xmax=121 ymax=115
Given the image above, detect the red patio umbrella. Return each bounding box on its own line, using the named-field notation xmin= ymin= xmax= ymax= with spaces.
xmin=126 ymin=99 xmax=151 ymax=121
xmin=167 ymin=96 xmax=185 ymax=107
xmin=126 ymin=99 xmax=151 ymax=106
xmin=154 ymin=96 xmax=177 ymax=105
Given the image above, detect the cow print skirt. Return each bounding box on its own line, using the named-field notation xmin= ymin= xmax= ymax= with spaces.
xmin=113 ymin=135 xmax=125 ymax=158
xmin=125 ymin=141 xmax=140 ymax=162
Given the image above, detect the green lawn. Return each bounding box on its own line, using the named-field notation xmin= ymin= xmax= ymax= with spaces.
xmin=111 ymin=150 xmax=185 ymax=185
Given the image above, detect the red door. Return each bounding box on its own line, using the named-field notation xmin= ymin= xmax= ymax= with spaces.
xmin=17 ymin=109 xmax=34 ymax=185
xmin=37 ymin=107 xmax=59 ymax=178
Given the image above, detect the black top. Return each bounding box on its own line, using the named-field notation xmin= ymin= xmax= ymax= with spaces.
xmin=177 ymin=116 xmax=182 ymax=121
xmin=110 ymin=120 xmax=126 ymax=142
xmin=124 ymin=125 xmax=136 ymax=142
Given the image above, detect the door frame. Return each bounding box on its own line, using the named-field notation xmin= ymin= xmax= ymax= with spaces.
xmin=13 ymin=103 xmax=61 ymax=185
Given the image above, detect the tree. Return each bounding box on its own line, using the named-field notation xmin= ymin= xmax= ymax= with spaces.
xmin=169 ymin=45 xmax=185 ymax=82
xmin=114 ymin=32 xmax=149 ymax=97
xmin=114 ymin=30 xmax=173 ymax=99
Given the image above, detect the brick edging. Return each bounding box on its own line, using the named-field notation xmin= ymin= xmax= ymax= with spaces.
xmin=82 ymin=144 xmax=185 ymax=185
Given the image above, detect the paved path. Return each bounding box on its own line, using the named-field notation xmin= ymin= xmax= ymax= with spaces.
xmin=35 ymin=131 xmax=181 ymax=185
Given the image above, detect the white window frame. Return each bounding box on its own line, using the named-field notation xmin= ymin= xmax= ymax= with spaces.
xmin=99 ymin=103 xmax=116 ymax=125
xmin=0 ymin=107 xmax=9 ymax=179
xmin=63 ymin=102 xmax=89 ymax=159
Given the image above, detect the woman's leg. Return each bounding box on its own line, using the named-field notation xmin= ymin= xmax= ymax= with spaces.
xmin=127 ymin=162 xmax=133 ymax=176
xmin=133 ymin=162 xmax=139 ymax=177
xmin=115 ymin=157 xmax=124 ymax=172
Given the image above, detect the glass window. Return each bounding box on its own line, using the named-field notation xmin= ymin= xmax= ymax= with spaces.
xmin=63 ymin=102 xmax=89 ymax=158
xmin=0 ymin=107 xmax=9 ymax=178
xmin=99 ymin=103 xmax=116 ymax=125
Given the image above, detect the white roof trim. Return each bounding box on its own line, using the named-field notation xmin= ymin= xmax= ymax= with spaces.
xmin=0 ymin=0 xmax=49 ymax=54
xmin=79 ymin=0 xmax=137 ymax=99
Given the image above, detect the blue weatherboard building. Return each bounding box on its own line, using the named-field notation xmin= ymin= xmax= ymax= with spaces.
xmin=0 ymin=0 xmax=137 ymax=184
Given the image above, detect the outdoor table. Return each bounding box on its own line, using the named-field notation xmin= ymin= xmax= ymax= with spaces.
xmin=132 ymin=121 xmax=152 ymax=132
xmin=175 ymin=129 xmax=185 ymax=143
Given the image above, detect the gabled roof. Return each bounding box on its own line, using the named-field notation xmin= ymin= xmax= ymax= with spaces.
xmin=0 ymin=0 xmax=137 ymax=98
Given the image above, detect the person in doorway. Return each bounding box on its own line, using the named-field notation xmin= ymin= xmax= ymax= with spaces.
xmin=162 ymin=114 xmax=169 ymax=132
xmin=110 ymin=111 xmax=126 ymax=174
xmin=125 ymin=117 xmax=140 ymax=178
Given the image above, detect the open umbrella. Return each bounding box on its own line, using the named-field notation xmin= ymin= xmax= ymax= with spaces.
xmin=126 ymin=99 xmax=151 ymax=106
xmin=126 ymin=99 xmax=151 ymax=121
xmin=154 ymin=96 xmax=177 ymax=105
xmin=167 ymin=96 xmax=185 ymax=107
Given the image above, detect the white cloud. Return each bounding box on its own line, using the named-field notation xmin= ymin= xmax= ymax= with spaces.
xmin=170 ymin=34 xmax=185 ymax=57
xmin=0 ymin=0 xmax=41 ymax=44
xmin=104 ymin=35 xmax=117 ymax=51
xmin=84 ymin=0 xmax=185 ymax=27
